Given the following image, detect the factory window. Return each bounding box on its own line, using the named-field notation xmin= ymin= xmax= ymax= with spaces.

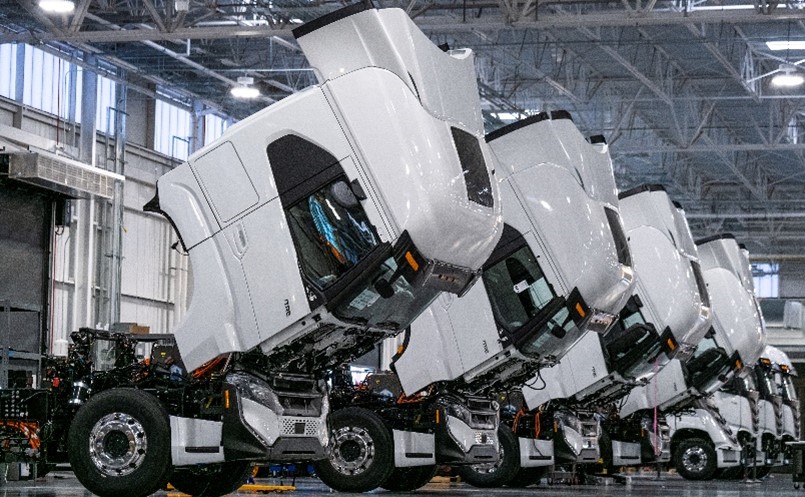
xmin=154 ymin=98 xmax=192 ymax=160
xmin=752 ymin=262 xmax=779 ymax=298
xmin=22 ymin=45 xmax=72 ymax=119
xmin=75 ymin=68 xmax=117 ymax=134
xmin=0 ymin=44 xmax=17 ymax=99
xmin=0 ymin=45 xmax=118 ymax=134
xmin=204 ymin=113 xmax=230 ymax=146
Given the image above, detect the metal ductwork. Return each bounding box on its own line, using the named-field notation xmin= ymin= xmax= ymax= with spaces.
xmin=2 ymin=150 xmax=124 ymax=199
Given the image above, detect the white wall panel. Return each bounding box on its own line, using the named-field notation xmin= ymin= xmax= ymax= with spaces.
xmin=120 ymin=297 xmax=174 ymax=334
xmin=781 ymin=261 xmax=805 ymax=298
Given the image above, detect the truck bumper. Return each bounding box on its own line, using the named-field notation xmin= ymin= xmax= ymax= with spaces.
xmin=716 ymin=446 xmax=741 ymax=468
xmin=519 ymin=438 xmax=554 ymax=468
xmin=436 ymin=415 xmax=498 ymax=464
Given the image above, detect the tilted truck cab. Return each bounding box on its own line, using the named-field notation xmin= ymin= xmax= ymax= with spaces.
xmin=620 ymin=235 xmax=765 ymax=481
xmin=387 ymin=115 xmax=636 ymax=489
xmin=765 ymin=345 xmax=800 ymax=446
xmin=312 ymin=113 xmax=634 ymax=492
xmin=708 ymin=370 xmax=762 ymax=479
xmin=61 ymin=6 xmax=502 ymax=497
xmin=522 ymin=186 xmax=711 ymax=472
xmin=754 ymin=349 xmax=784 ymax=470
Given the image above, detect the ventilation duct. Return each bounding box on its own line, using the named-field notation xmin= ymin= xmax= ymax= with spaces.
xmin=3 ymin=150 xmax=123 ymax=199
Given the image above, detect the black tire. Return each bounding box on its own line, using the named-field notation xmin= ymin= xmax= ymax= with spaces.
xmin=754 ymin=465 xmax=772 ymax=479
xmin=673 ymin=438 xmax=717 ymax=481
xmin=314 ymin=407 xmax=394 ymax=492
xmin=169 ymin=461 xmax=252 ymax=496
xmin=505 ymin=466 xmax=547 ymax=488
xmin=715 ymin=466 xmax=743 ymax=480
xmin=455 ymin=427 xmax=520 ymax=487
xmin=68 ymin=388 xmax=173 ymax=497
xmin=380 ymin=464 xmax=437 ymax=491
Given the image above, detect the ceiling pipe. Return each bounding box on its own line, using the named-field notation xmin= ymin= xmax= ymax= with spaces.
xmin=750 ymin=254 xmax=805 ymax=261
xmin=686 ymin=212 xmax=805 ymax=220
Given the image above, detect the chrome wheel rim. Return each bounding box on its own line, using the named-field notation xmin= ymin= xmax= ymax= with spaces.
xmin=330 ymin=426 xmax=375 ymax=476
xmin=681 ymin=446 xmax=707 ymax=474
xmin=88 ymin=412 xmax=147 ymax=477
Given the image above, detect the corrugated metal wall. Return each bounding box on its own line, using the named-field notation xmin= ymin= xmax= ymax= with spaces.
xmin=119 ymin=176 xmax=188 ymax=334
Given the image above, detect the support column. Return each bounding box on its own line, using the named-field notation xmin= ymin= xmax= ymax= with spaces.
xmin=12 ymin=44 xmax=25 ymax=128
xmin=70 ymin=53 xmax=98 ymax=338
xmin=191 ymin=99 xmax=204 ymax=154
xmin=108 ymin=71 xmax=127 ymax=327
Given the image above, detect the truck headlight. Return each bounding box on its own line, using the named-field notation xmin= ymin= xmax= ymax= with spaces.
xmin=640 ymin=416 xmax=664 ymax=453
xmin=227 ymin=372 xmax=284 ymax=414
xmin=445 ymin=403 xmax=474 ymax=426
xmin=554 ymin=411 xmax=583 ymax=456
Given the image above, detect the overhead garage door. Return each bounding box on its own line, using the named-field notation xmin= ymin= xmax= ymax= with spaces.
xmin=0 ymin=182 xmax=51 ymax=369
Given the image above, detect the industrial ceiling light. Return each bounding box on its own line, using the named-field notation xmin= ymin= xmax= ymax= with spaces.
xmin=39 ymin=0 xmax=75 ymax=12
xmin=771 ymin=65 xmax=805 ymax=88
xmin=767 ymin=41 xmax=805 ymax=51
xmin=230 ymin=76 xmax=260 ymax=99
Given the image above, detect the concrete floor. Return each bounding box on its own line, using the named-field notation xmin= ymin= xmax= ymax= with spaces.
xmin=1 ymin=472 xmax=804 ymax=497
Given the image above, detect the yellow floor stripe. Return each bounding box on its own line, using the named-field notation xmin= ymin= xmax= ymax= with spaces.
xmin=166 ymin=483 xmax=296 ymax=495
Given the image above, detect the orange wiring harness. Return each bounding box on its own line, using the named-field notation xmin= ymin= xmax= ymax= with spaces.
xmin=191 ymin=355 xmax=227 ymax=379
xmin=0 ymin=421 xmax=41 ymax=451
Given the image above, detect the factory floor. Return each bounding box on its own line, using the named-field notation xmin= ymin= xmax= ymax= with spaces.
xmin=1 ymin=471 xmax=804 ymax=497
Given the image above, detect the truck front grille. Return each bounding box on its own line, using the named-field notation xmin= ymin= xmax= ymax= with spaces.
xmin=280 ymin=417 xmax=322 ymax=437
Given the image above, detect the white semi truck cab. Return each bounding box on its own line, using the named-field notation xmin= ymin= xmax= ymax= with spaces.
xmin=708 ymin=369 xmax=762 ymax=479
xmin=65 ymin=6 xmax=503 ymax=497
xmin=766 ymin=345 xmax=800 ymax=449
xmin=620 ymin=234 xmax=765 ymax=480
xmin=754 ymin=350 xmax=785 ymax=469
xmin=380 ymin=114 xmax=635 ymax=489
xmin=519 ymin=186 xmax=711 ymax=472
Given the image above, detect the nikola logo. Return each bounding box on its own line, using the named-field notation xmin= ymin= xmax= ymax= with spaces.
xmin=284 ymin=299 xmax=291 ymax=317
xmin=482 ymin=340 xmax=489 ymax=354
xmin=591 ymin=366 xmax=597 ymax=378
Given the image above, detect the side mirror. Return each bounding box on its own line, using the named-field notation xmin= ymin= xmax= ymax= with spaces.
xmin=329 ymin=180 xmax=360 ymax=208
xmin=374 ymin=278 xmax=395 ymax=299
xmin=550 ymin=325 xmax=567 ymax=339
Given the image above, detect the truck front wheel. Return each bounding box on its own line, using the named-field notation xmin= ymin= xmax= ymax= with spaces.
xmin=68 ymin=388 xmax=172 ymax=497
xmin=673 ymin=438 xmax=717 ymax=480
xmin=455 ymin=427 xmax=519 ymax=487
xmin=169 ymin=461 xmax=252 ymax=496
xmin=314 ymin=407 xmax=394 ymax=492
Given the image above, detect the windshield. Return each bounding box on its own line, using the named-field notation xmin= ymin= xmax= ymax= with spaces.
xmin=332 ymin=255 xmax=440 ymax=330
xmin=482 ymin=245 xmax=582 ymax=359
xmin=604 ymin=309 xmax=663 ymax=379
xmin=287 ymin=179 xmax=379 ymax=290
xmin=782 ymin=375 xmax=798 ymax=402
xmin=517 ymin=305 xmax=582 ymax=357
xmin=686 ymin=335 xmax=731 ymax=391
xmin=483 ymin=245 xmax=554 ymax=331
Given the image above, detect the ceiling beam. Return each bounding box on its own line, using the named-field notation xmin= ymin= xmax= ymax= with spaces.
xmin=67 ymin=0 xmax=92 ymax=33
xmin=613 ymin=141 xmax=805 ymax=153
xmin=4 ymin=8 xmax=805 ymax=44
xmin=141 ymin=0 xmax=169 ymax=33
xmin=598 ymin=45 xmax=673 ymax=106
